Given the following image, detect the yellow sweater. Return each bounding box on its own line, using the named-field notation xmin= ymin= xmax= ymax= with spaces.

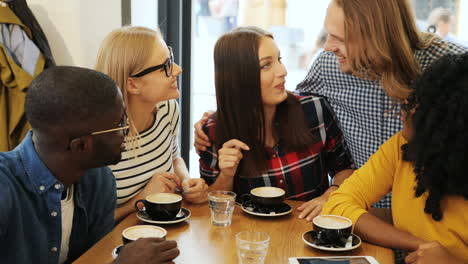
xmin=322 ymin=132 xmax=468 ymax=262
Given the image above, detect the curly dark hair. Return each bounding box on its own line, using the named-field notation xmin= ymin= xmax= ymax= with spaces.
xmin=402 ymin=52 xmax=468 ymax=221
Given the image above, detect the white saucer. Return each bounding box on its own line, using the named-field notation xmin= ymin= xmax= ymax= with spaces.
xmin=240 ymin=203 xmax=292 ymax=217
xmin=136 ymin=208 xmax=191 ymax=224
xmin=112 ymin=244 xmax=123 ymax=259
xmin=302 ymin=230 xmax=361 ymax=251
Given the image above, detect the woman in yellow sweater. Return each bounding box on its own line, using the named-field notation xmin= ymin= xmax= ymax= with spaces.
xmin=322 ymin=53 xmax=468 ymax=264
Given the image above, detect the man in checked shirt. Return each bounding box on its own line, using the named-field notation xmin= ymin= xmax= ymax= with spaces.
xmin=294 ymin=0 xmax=467 ymax=209
xmin=195 ymin=0 xmax=466 ymax=210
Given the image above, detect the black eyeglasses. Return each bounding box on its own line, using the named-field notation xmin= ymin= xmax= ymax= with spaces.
xmin=131 ymin=46 xmax=174 ymax=78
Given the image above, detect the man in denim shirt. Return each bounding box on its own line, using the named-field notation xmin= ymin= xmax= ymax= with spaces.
xmin=0 ymin=66 xmax=179 ymax=264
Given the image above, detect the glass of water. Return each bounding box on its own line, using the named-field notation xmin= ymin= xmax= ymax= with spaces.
xmin=208 ymin=191 xmax=236 ymax=227
xmin=236 ymin=231 xmax=270 ymax=264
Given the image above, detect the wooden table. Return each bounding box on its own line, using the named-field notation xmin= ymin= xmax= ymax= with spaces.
xmin=74 ymin=201 xmax=394 ymax=264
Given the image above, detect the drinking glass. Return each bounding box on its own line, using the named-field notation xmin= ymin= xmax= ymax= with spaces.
xmin=208 ymin=191 xmax=236 ymax=226
xmin=236 ymin=231 xmax=270 ymax=264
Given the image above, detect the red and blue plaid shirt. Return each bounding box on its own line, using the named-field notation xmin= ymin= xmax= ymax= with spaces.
xmin=199 ymin=93 xmax=356 ymax=201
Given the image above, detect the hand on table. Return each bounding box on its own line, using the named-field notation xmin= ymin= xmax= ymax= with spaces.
xmin=297 ymin=195 xmax=327 ymax=221
xmin=193 ymin=111 xmax=214 ymax=152
xmin=181 ymin=178 xmax=208 ymax=203
xmin=134 ymin=172 xmax=181 ymax=201
xmin=405 ymin=241 xmax=464 ymax=264
xmin=115 ymin=237 xmax=179 ymax=264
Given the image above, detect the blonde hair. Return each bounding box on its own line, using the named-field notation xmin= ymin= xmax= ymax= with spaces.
xmin=95 ymin=26 xmax=163 ymax=153
xmin=335 ymin=0 xmax=438 ymax=101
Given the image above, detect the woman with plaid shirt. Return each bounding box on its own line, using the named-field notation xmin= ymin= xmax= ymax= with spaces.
xmin=197 ymin=27 xmax=355 ymax=221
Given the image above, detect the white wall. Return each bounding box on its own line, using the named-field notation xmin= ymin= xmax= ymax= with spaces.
xmin=131 ymin=0 xmax=158 ymax=29
xmin=286 ymin=0 xmax=330 ymax=48
xmin=28 ymin=0 xmax=121 ymax=68
xmin=458 ymin=0 xmax=468 ymax=42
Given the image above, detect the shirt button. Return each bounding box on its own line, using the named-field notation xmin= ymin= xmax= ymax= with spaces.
xmin=279 ymin=179 xmax=283 ymax=183
xmin=54 ymin=184 xmax=61 ymax=190
xmin=51 ymin=211 xmax=58 ymax=217
xmin=39 ymin=185 xmax=45 ymax=191
xmin=383 ymin=112 xmax=388 ymax=118
xmin=272 ymin=154 xmax=277 ymax=158
xmin=51 ymin=247 xmax=58 ymax=252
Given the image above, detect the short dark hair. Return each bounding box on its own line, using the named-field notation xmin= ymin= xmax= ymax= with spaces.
xmin=402 ymin=52 xmax=468 ymax=221
xmin=25 ymin=66 xmax=119 ymax=130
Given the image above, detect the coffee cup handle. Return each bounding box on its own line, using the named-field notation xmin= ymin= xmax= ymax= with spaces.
xmin=239 ymin=194 xmax=252 ymax=203
xmin=135 ymin=200 xmax=146 ymax=212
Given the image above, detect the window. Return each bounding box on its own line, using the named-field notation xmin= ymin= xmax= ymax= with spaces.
xmin=129 ymin=0 xmax=467 ymax=177
xmin=190 ymin=0 xmax=332 ymax=176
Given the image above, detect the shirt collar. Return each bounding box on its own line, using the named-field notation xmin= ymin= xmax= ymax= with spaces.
xmin=19 ymin=131 xmax=63 ymax=194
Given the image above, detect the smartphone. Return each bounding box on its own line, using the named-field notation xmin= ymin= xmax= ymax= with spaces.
xmin=288 ymin=256 xmax=379 ymax=264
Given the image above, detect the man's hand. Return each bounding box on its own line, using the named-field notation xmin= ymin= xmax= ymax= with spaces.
xmin=193 ymin=111 xmax=214 ymax=152
xmin=297 ymin=195 xmax=328 ymax=221
xmin=181 ymin=178 xmax=208 ymax=203
xmin=218 ymin=139 xmax=249 ymax=178
xmin=114 ymin=237 xmax=179 ymax=264
xmin=405 ymin=241 xmax=464 ymax=264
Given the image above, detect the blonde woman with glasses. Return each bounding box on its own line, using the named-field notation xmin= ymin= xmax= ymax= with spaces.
xmin=96 ymin=26 xmax=208 ymax=222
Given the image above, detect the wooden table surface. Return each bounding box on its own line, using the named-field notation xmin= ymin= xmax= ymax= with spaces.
xmin=74 ymin=201 xmax=394 ymax=264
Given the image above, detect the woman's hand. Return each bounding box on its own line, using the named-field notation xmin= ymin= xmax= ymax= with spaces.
xmin=218 ymin=139 xmax=250 ymax=178
xmin=297 ymin=184 xmax=341 ymax=221
xmin=181 ymin=178 xmax=208 ymax=203
xmin=118 ymin=172 xmax=181 ymax=222
xmin=297 ymin=195 xmax=328 ymax=221
xmin=135 ymin=172 xmax=181 ymax=201
xmin=193 ymin=111 xmax=214 ymax=152
xmin=405 ymin=241 xmax=464 ymax=264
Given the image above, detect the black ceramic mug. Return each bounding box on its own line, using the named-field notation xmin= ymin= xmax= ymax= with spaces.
xmin=121 ymin=225 xmax=167 ymax=244
xmin=312 ymin=215 xmax=352 ymax=247
xmin=135 ymin=193 xmax=182 ymax=221
xmin=241 ymin=186 xmax=285 ymax=209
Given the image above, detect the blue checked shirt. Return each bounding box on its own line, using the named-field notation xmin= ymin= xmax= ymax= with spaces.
xmin=297 ymin=39 xmax=467 ymax=208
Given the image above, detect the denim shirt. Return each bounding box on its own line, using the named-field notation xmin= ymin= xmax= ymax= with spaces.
xmin=0 ymin=132 xmax=116 ymax=264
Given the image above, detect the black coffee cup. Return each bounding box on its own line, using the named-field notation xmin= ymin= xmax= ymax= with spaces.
xmin=135 ymin=193 xmax=182 ymax=221
xmin=312 ymin=215 xmax=352 ymax=247
xmin=241 ymin=186 xmax=285 ymax=209
xmin=122 ymin=225 xmax=167 ymax=244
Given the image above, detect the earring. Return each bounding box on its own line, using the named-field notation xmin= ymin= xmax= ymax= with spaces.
xmin=0 ymin=0 xmax=12 ymax=7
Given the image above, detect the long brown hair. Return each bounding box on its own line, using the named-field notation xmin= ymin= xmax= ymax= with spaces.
xmin=213 ymin=27 xmax=314 ymax=177
xmin=335 ymin=0 xmax=438 ymax=101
